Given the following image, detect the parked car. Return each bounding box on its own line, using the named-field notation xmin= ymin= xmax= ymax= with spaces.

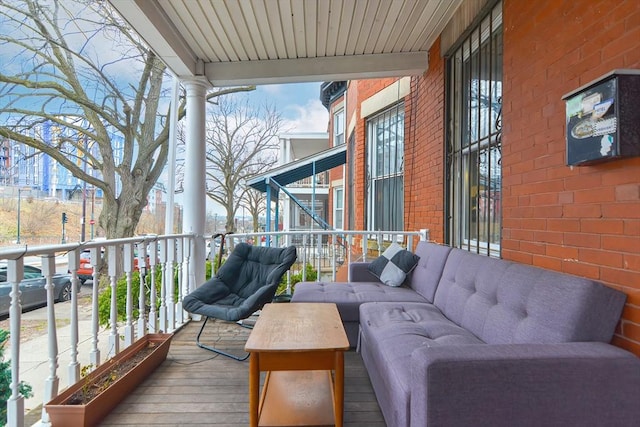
xmin=76 ymin=247 xmax=146 ymax=284
xmin=0 ymin=265 xmax=80 ymax=317
xmin=77 ymin=249 xmax=96 ymax=284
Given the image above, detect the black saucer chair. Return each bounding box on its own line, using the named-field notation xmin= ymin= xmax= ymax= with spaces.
xmin=183 ymin=242 xmax=297 ymax=360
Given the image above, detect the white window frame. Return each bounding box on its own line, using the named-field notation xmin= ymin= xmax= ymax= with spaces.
xmin=333 ymin=108 xmax=345 ymax=146
xmin=366 ymin=103 xmax=404 ymax=233
xmin=333 ymin=186 xmax=343 ymax=230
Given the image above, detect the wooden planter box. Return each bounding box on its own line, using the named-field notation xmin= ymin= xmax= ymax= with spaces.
xmin=45 ymin=333 xmax=173 ymax=427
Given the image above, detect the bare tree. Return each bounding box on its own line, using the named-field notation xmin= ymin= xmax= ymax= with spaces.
xmin=0 ymin=0 xmax=254 ymax=239
xmin=242 ymin=188 xmax=267 ymax=233
xmin=204 ymin=98 xmax=284 ymax=232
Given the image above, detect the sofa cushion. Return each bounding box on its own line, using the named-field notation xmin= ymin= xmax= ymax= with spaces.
xmin=359 ymin=302 xmax=484 ymax=426
xmin=405 ymin=242 xmax=453 ymax=302
xmin=434 ymin=248 xmax=627 ymax=344
xmin=367 ymin=243 xmax=420 ymax=287
xmin=291 ymin=281 xmax=428 ymax=322
xmin=359 ymin=301 xmax=484 ymax=351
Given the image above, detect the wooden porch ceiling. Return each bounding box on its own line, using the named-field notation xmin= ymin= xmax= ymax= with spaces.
xmin=107 ymin=0 xmax=463 ymax=85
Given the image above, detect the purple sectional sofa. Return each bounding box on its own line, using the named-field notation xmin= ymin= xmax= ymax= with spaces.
xmin=292 ymin=241 xmax=640 ymax=426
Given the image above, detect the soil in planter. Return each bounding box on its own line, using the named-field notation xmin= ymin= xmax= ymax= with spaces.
xmin=66 ymin=342 xmax=158 ymax=405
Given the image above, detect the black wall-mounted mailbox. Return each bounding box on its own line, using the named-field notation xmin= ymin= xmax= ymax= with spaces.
xmin=562 ymin=69 xmax=640 ymax=166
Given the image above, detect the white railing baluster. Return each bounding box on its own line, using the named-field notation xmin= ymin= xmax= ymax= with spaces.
xmin=137 ymin=243 xmax=148 ymax=339
xmin=123 ymin=243 xmax=135 ymax=347
xmin=302 ymin=234 xmax=308 ymax=281
xmin=107 ymin=246 xmax=120 ymax=358
xmin=158 ymin=239 xmax=168 ymax=333
xmin=175 ymin=237 xmax=184 ymax=326
xmin=41 ymin=254 xmax=59 ymax=423
xmin=331 ymin=237 xmax=337 ymax=281
xmin=67 ymin=249 xmax=81 ymax=384
xmin=148 ymin=241 xmax=158 ymax=333
xmin=7 ymin=258 xmax=24 ymax=427
xmin=90 ymin=246 xmax=101 ymax=366
xmin=342 ymin=234 xmax=353 ymax=282
xmin=166 ymin=238 xmax=176 ymax=332
xmin=184 ymin=237 xmax=194 ymax=319
xmin=285 ymin=234 xmax=292 ymax=293
xmin=316 ymin=233 xmax=321 ymax=282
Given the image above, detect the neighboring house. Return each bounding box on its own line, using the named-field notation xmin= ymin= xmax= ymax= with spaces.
xmin=280 ymin=133 xmax=330 ymax=231
xmin=322 ymin=82 xmax=347 ymax=232
xmin=320 ymin=0 xmax=639 ymax=355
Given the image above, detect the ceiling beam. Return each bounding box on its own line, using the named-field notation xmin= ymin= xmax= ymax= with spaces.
xmin=205 ymin=52 xmax=429 ymax=86
xmin=109 ymin=0 xmax=198 ymax=77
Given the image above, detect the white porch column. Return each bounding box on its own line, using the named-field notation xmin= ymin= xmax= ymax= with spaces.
xmin=182 ymin=77 xmax=210 ymax=290
xmin=281 ymin=137 xmax=291 ymax=230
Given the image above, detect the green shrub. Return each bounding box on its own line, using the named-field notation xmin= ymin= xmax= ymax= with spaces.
xmin=205 ymin=258 xmax=213 ymax=278
xmin=98 ymin=265 xmax=181 ymax=328
xmin=0 ymin=329 xmax=33 ymax=426
xmin=277 ymin=263 xmax=317 ymax=295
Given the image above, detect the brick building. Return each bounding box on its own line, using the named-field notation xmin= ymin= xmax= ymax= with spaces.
xmin=323 ymin=0 xmax=640 ymax=355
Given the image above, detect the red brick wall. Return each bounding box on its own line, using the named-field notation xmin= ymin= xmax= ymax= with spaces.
xmin=501 ymin=0 xmax=640 ymax=354
xmin=345 ymin=82 xmax=360 ymax=230
xmin=385 ymin=0 xmax=640 ymax=354
xmin=405 ymin=43 xmax=446 ymax=243
xmin=351 ymin=78 xmax=401 ymax=231
xmin=351 ymin=75 xmax=446 ymax=238
xmin=347 ymin=0 xmax=639 ymax=355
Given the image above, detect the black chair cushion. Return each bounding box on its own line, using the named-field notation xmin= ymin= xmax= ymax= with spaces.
xmin=183 ymin=243 xmax=297 ymax=321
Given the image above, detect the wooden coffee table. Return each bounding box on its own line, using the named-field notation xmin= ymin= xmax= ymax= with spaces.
xmin=245 ymin=303 xmax=350 ymax=427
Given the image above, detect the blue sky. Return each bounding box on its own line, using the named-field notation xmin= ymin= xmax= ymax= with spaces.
xmin=247 ymin=82 xmax=329 ymax=133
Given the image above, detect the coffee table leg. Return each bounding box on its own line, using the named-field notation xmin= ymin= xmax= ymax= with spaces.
xmin=335 ymin=351 xmax=344 ymax=427
xmin=249 ymin=353 xmax=259 ymax=427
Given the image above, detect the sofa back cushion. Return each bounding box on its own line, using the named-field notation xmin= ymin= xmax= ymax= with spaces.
xmin=406 ymin=242 xmax=452 ymax=302
xmin=433 ymin=249 xmax=626 ymax=344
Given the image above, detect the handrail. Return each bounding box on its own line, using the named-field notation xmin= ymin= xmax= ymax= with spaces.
xmin=222 ymin=229 xmax=427 ymax=286
xmin=272 ymin=180 xmax=332 ymax=230
xmin=0 ymin=233 xmax=195 ymax=427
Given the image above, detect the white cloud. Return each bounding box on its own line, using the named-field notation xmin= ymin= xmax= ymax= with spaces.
xmin=283 ymin=99 xmax=329 ymax=133
xmin=261 ymin=85 xmax=284 ymax=95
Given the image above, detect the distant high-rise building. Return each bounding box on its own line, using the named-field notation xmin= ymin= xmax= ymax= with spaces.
xmin=0 ymin=118 xmax=130 ymax=201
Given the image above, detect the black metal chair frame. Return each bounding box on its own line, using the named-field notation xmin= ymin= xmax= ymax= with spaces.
xmin=185 ymin=241 xmax=296 ymax=361
xmin=195 ymin=316 xmax=254 ymax=361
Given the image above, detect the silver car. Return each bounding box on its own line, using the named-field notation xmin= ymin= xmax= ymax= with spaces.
xmin=0 ymin=265 xmax=80 ymax=317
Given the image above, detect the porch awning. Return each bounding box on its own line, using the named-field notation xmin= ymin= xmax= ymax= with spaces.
xmin=107 ymin=1 xmax=464 ymax=85
xmin=247 ymin=144 xmax=346 ymax=193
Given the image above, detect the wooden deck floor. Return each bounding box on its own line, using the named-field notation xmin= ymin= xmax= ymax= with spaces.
xmin=99 ymin=317 xmax=386 ymax=426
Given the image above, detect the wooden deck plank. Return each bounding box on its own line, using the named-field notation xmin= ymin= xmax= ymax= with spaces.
xmin=98 ymin=318 xmax=385 ymax=426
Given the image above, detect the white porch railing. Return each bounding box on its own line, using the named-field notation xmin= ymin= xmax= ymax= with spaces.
xmin=222 ymin=230 xmax=428 ymax=288
xmin=0 ymin=229 xmax=427 ymax=426
xmin=0 ymin=234 xmax=196 ymax=427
